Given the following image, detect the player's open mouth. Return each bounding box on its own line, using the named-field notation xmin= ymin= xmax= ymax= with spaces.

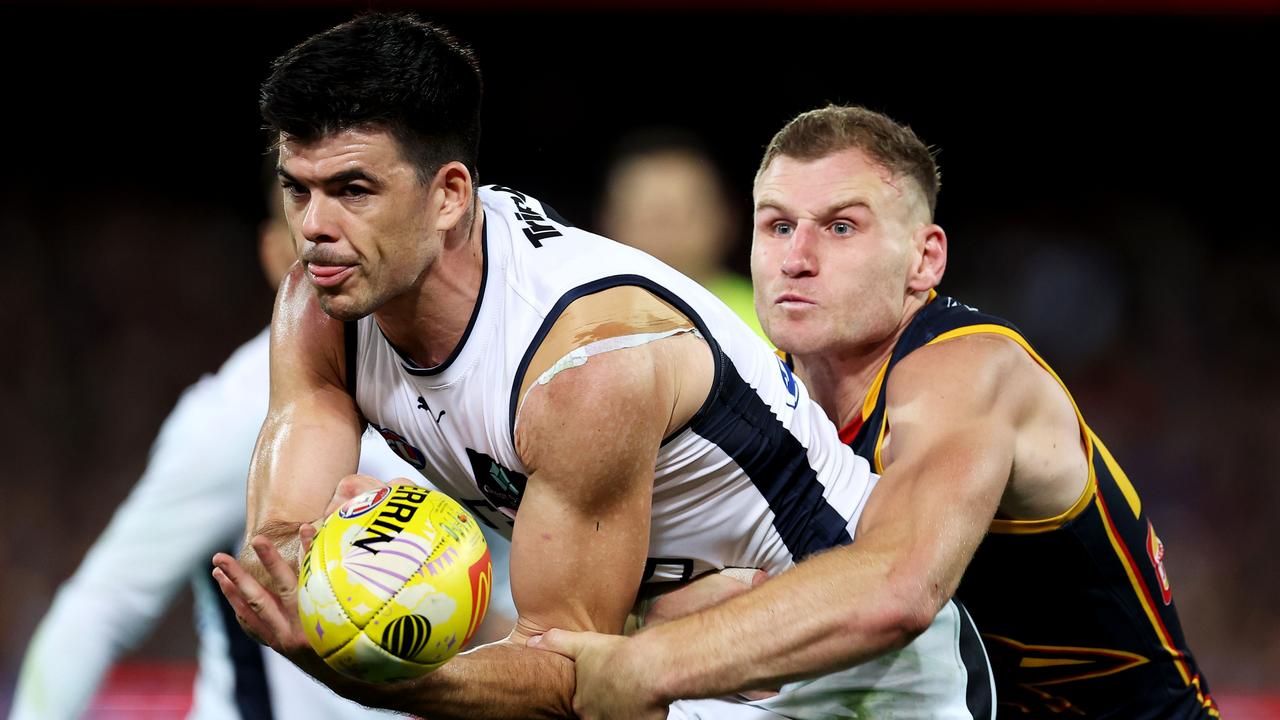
xmin=308 ymin=263 xmax=356 ymax=288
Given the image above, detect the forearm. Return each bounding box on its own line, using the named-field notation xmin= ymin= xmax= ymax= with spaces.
xmin=353 ymin=639 xmax=576 ymax=720
xmin=634 ymin=543 xmax=927 ymax=703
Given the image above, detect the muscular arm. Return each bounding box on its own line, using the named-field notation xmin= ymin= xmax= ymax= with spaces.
xmin=242 ymin=267 xmax=363 ymax=579
xmin=540 ymin=334 xmax=1049 ymax=711
xmin=355 ymin=321 xmax=703 ymax=719
xmin=217 ymin=287 xmax=712 ymax=719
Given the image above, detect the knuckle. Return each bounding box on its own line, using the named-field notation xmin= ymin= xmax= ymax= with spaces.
xmin=336 ymin=475 xmax=363 ymax=496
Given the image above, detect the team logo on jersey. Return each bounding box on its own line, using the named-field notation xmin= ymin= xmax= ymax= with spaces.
xmin=776 ymin=357 xmax=800 ymax=410
xmin=465 ymin=448 xmax=527 ymax=516
xmin=339 ymin=486 xmax=392 ymax=519
xmin=1146 ymin=520 xmax=1173 ymax=605
xmin=369 ymin=422 xmax=427 ymax=469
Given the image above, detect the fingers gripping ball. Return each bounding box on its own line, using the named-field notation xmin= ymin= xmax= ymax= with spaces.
xmin=298 ymin=484 xmax=492 ymax=682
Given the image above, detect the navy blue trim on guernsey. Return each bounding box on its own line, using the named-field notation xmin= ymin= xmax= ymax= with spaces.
xmin=508 ymin=274 xmax=851 ymax=558
xmin=209 ymin=552 xmax=274 ymax=719
xmin=848 ymin=296 xmax=1021 ymax=455
xmin=508 ymin=274 xmax=725 ymax=443
xmin=955 ymin=598 xmax=996 ymax=720
xmin=382 ymin=217 xmax=490 ymax=376
xmin=688 ymin=357 xmax=854 ymax=559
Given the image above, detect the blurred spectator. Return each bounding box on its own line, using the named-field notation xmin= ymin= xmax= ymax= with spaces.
xmin=599 ymin=128 xmax=766 ymax=340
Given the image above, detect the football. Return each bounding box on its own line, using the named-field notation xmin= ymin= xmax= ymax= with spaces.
xmin=297 ymin=483 xmax=492 ymax=682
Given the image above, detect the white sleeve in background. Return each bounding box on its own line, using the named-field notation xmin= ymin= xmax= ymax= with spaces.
xmin=10 ymin=329 xmax=445 ymax=720
xmin=10 ymin=330 xmax=272 ymax=720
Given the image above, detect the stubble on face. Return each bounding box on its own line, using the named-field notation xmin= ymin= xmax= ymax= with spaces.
xmin=751 ymin=148 xmax=925 ymax=358
xmin=279 ymin=128 xmax=435 ymax=323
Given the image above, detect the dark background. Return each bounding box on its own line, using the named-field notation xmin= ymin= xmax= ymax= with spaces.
xmin=2 ymin=3 xmax=1277 ymax=709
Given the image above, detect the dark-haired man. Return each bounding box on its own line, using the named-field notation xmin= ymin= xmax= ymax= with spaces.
xmin=212 ymin=14 xmax=992 ymax=720
xmin=11 ymin=163 xmax=515 ymax=720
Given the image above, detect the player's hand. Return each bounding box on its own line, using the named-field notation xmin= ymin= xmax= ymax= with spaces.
xmin=213 ymin=532 xmax=388 ymax=704
xmin=212 ymin=534 xmax=314 ymax=665
xmin=529 ymin=630 xmax=666 ymax=720
xmin=322 ymin=474 xmax=416 ymax=518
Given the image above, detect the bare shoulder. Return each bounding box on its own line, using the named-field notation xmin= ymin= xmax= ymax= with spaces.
xmin=270 ymin=264 xmax=348 ymax=392
xmin=888 ymin=331 xmax=1043 ymax=418
xmin=884 ymin=327 xmax=1088 ymax=517
xmin=514 ymin=285 xmax=712 ymax=475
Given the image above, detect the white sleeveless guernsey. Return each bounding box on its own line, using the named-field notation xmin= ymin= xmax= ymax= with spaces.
xmin=349 ymin=186 xmax=992 ymax=720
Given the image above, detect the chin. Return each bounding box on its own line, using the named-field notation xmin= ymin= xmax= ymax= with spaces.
xmin=317 ymin=293 xmax=373 ymax=322
xmin=767 ymin=325 xmax=825 ymax=358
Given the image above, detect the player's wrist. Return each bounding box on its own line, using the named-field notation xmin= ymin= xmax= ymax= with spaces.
xmin=628 ymin=628 xmax=683 ymax=707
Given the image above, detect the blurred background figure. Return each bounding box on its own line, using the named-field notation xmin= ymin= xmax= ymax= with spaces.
xmin=598 ymin=128 xmax=766 ymax=340
xmin=8 ymin=162 xmax=515 ymax=720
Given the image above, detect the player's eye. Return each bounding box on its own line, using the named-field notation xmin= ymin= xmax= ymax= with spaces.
xmin=282 ymin=182 xmax=308 ymax=199
xmin=830 ymin=221 xmax=854 ymax=236
xmin=342 ymin=185 xmax=371 ymax=198
xmin=772 ymin=221 xmax=794 ymax=237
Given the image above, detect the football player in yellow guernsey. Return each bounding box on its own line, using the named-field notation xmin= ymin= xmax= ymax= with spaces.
xmin=539 ymin=105 xmax=1217 ymax=719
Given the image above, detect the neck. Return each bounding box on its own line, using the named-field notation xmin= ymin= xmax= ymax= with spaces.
xmin=792 ymin=292 xmax=930 ymax=429
xmin=376 ymin=210 xmax=485 ymax=368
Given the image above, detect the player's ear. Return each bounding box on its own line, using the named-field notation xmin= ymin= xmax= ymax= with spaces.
xmin=907 ymin=223 xmax=947 ymax=293
xmin=432 ymin=161 xmax=474 ymax=233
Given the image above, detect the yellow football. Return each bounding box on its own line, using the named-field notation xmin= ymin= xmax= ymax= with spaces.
xmin=297 ymin=483 xmax=492 ymax=682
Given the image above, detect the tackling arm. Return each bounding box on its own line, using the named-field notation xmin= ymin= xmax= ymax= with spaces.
xmin=535 ymin=334 xmax=1037 ymax=715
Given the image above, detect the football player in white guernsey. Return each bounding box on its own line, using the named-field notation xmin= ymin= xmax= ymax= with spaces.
xmin=211 ymin=13 xmax=991 ymax=720
xmin=11 ymin=173 xmax=515 ymax=720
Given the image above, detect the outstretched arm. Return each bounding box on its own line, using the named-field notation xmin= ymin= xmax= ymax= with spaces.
xmin=535 ymin=334 xmax=1041 ymax=718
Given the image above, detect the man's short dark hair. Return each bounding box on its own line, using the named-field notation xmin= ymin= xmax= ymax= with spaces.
xmin=260 ymin=12 xmax=483 ymax=184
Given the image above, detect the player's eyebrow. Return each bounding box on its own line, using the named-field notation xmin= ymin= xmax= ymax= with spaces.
xmin=754 ymin=196 xmax=872 ymax=216
xmin=277 ymin=166 xmax=382 ymax=187
xmin=754 ymin=198 xmax=788 ymax=214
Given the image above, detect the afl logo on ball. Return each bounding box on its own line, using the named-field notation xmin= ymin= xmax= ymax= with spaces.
xmin=339 ymin=486 xmax=392 ymax=519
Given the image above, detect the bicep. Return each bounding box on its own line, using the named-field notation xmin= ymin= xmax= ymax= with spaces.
xmin=857 ymin=337 xmax=1025 ymax=594
xmin=508 ymin=345 xmax=672 ymax=641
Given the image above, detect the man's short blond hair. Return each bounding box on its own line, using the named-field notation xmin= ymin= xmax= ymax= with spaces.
xmin=757 ymin=105 xmax=941 ymax=218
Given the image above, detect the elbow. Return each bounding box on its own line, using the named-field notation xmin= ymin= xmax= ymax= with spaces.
xmin=871 ymin=609 xmax=934 ymax=654
xmin=858 ymin=585 xmax=941 ymax=653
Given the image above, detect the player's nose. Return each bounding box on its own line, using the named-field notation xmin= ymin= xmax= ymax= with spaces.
xmin=300 ymin=195 xmax=341 ymax=243
xmin=780 ymin=224 xmax=818 ymax=278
